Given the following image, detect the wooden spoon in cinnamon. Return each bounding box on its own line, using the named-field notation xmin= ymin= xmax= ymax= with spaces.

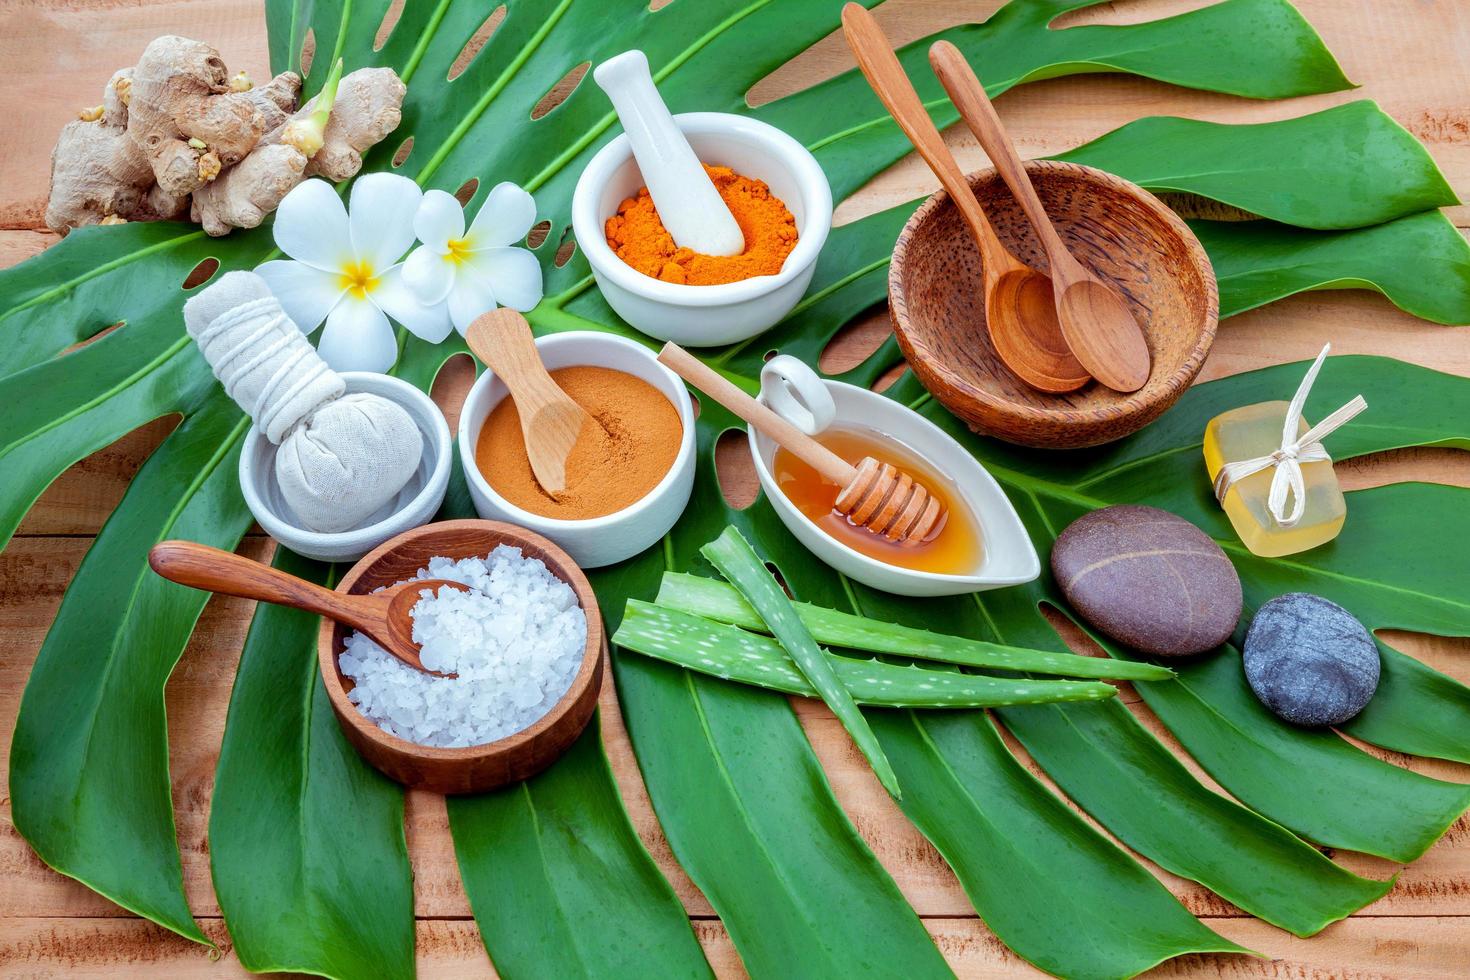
xmin=465 ymin=309 xmax=590 ymax=496
xmin=149 ymin=540 xmax=466 ymax=677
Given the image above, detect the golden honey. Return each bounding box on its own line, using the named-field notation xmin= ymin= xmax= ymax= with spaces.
xmin=1203 ymin=400 xmax=1346 ymax=558
xmin=772 ymin=427 xmax=982 ymax=575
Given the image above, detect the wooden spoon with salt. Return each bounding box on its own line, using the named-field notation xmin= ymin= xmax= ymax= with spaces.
xmin=657 ymin=343 xmax=944 ymax=544
xmin=149 ymin=540 xmax=466 ymax=677
xmin=465 ymin=309 xmax=590 ymax=496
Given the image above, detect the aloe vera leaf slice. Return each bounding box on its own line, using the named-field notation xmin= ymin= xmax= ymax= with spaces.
xmin=615 ymin=601 xmax=1116 ymax=709
xmin=656 ymin=571 xmax=1173 ymax=682
xmin=701 ymin=527 xmax=906 ymax=797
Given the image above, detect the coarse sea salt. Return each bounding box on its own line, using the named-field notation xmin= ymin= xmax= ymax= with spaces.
xmin=338 ymin=545 xmax=587 ymax=748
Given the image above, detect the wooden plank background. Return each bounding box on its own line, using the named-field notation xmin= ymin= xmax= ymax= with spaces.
xmin=2 ymin=0 xmax=1469 ymax=976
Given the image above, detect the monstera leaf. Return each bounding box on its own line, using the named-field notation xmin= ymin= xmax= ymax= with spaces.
xmin=5 ymin=1 xmax=1469 ymax=978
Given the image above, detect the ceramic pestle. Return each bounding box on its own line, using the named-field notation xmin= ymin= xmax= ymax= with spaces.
xmin=592 ymin=50 xmax=746 ymax=257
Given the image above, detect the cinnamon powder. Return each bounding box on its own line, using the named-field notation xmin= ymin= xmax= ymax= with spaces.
xmin=474 ymin=366 xmax=681 ymax=520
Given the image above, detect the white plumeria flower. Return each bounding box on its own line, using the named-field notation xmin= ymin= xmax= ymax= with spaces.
xmin=401 ymin=181 xmax=544 ymax=335
xmin=256 ymin=174 xmax=446 ymax=373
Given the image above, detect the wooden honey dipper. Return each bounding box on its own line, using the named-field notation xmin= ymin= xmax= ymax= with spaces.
xmin=657 ymin=343 xmax=944 ymax=544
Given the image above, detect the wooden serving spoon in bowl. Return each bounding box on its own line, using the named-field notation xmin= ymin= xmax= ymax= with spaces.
xmin=929 ymin=41 xmax=1151 ymax=393
xmin=658 ymin=343 xmax=944 ymax=544
xmin=149 ymin=539 xmax=467 ymax=677
xmin=840 ymin=3 xmax=1089 ymax=394
xmin=465 ymin=308 xmax=590 ymax=496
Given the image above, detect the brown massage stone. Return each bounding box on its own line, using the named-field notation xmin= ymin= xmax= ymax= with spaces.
xmin=1051 ymin=505 xmax=1242 ymax=657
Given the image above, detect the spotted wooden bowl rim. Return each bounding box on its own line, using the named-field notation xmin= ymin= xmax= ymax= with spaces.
xmin=889 ymin=159 xmax=1219 ymax=432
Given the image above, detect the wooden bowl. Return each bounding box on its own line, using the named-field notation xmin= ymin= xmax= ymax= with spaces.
xmin=317 ymin=519 xmax=605 ymax=795
xmin=889 ymin=161 xmax=1217 ymax=449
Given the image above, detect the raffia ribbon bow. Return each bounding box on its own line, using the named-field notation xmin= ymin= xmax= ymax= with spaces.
xmin=1212 ymin=344 xmax=1366 ymax=529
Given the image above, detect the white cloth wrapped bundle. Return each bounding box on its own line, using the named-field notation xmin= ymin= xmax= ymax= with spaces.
xmin=184 ymin=271 xmax=423 ymax=533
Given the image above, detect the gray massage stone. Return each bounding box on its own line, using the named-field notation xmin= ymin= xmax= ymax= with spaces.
xmin=1051 ymin=505 xmax=1242 ymax=657
xmin=1243 ymin=593 xmax=1379 ymax=726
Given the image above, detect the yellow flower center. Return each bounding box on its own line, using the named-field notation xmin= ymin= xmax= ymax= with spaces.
xmin=446 ymin=237 xmax=474 ymax=266
xmin=337 ymin=259 xmax=379 ymax=299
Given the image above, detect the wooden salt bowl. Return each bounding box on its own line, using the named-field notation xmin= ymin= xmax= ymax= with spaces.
xmin=889 ymin=160 xmax=1217 ymax=449
xmin=318 ymin=519 xmax=605 ymax=795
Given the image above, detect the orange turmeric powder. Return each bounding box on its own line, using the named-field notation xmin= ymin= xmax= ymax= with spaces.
xmin=604 ymin=164 xmax=798 ymax=285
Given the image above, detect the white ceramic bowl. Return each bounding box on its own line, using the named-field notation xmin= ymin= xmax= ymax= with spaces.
xmin=240 ymin=372 xmax=452 ymax=563
xmin=571 ymin=111 xmax=833 ymax=347
xmin=749 ymin=357 xmax=1040 ymax=597
xmin=458 ymin=331 xmax=696 ymax=568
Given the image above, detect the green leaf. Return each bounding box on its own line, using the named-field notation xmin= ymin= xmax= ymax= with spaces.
xmin=0 ymin=222 xmax=232 ymax=375
xmin=762 ymin=0 xmax=1353 ymax=201
xmin=876 ymin=709 xmax=1254 ymax=977
xmin=997 ymin=698 xmax=1394 ymax=935
xmin=613 ymin=653 xmax=954 ymax=977
xmin=1118 ymin=632 xmax=1470 ymax=861
xmin=700 ymin=526 xmax=902 ymax=798
xmin=1057 ymin=100 xmax=1460 ymax=229
xmin=599 ymin=487 xmax=951 ymax=976
xmin=906 ymin=357 xmax=1470 ymax=861
xmin=772 ymin=530 xmax=1399 ymax=943
xmin=615 ymin=599 xmax=1118 ymax=706
xmin=8 ymin=393 xmax=251 ymax=944
xmin=6 ymin=0 xmax=1467 ymax=974
xmin=753 ymin=522 xmax=1269 ymax=973
xmin=1226 ymin=482 xmax=1470 ymax=767
xmin=447 ymin=721 xmax=712 ymax=978
xmin=655 ymin=570 xmax=1173 ymax=680
xmin=1195 ymin=211 xmax=1470 ymax=324
xmin=209 ymin=549 xmax=415 ymax=979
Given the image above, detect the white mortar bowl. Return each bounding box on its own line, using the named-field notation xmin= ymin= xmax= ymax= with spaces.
xmin=571 ymin=111 xmax=833 ymax=347
xmin=240 ymin=372 xmax=453 ymax=563
xmin=458 ymin=331 xmax=696 ymax=568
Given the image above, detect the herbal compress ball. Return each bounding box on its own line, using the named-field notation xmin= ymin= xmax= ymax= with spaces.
xmin=1243 ymin=593 xmax=1379 ymax=726
xmin=1051 ymin=505 xmax=1242 ymax=657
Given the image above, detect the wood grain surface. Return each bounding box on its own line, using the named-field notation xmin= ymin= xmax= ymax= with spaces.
xmin=2 ymin=1 xmax=1469 ymax=977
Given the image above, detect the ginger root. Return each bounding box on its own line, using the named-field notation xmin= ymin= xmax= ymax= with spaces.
xmin=125 ymin=36 xmax=299 ymax=194
xmin=45 ymin=69 xmax=189 ymax=232
xmin=191 ymin=67 xmax=406 ymax=236
xmin=46 ymin=36 xmax=405 ymax=237
xmin=305 ymin=68 xmax=406 ymax=181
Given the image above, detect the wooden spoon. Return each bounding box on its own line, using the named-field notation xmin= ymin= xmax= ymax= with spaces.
xmin=658 ymin=343 xmax=944 ymax=544
xmin=149 ymin=539 xmax=466 ymax=677
xmin=465 ymin=308 xmax=589 ymax=495
xmin=929 ymin=41 xmax=1151 ymax=393
xmin=840 ymin=3 xmax=1089 ymax=394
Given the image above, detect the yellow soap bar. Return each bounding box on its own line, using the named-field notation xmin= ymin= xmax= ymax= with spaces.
xmin=1203 ymin=400 xmax=1345 ymax=558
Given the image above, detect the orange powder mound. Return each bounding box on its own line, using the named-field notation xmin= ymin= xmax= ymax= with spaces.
xmin=604 ymin=164 xmax=798 ymax=285
xmin=475 ymin=366 xmax=682 ymax=520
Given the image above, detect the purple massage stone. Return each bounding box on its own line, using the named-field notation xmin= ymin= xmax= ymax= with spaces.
xmin=1051 ymin=505 xmax=1242 ymax=657
xmin=1243 ymin=593 xmax=1380 ymax=727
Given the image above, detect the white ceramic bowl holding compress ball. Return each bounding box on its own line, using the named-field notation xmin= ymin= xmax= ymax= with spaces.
xmin=240 ymin=372 xmax=453 ymax=563
xmin=572 ymin=112 xmax=832 ymax=347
